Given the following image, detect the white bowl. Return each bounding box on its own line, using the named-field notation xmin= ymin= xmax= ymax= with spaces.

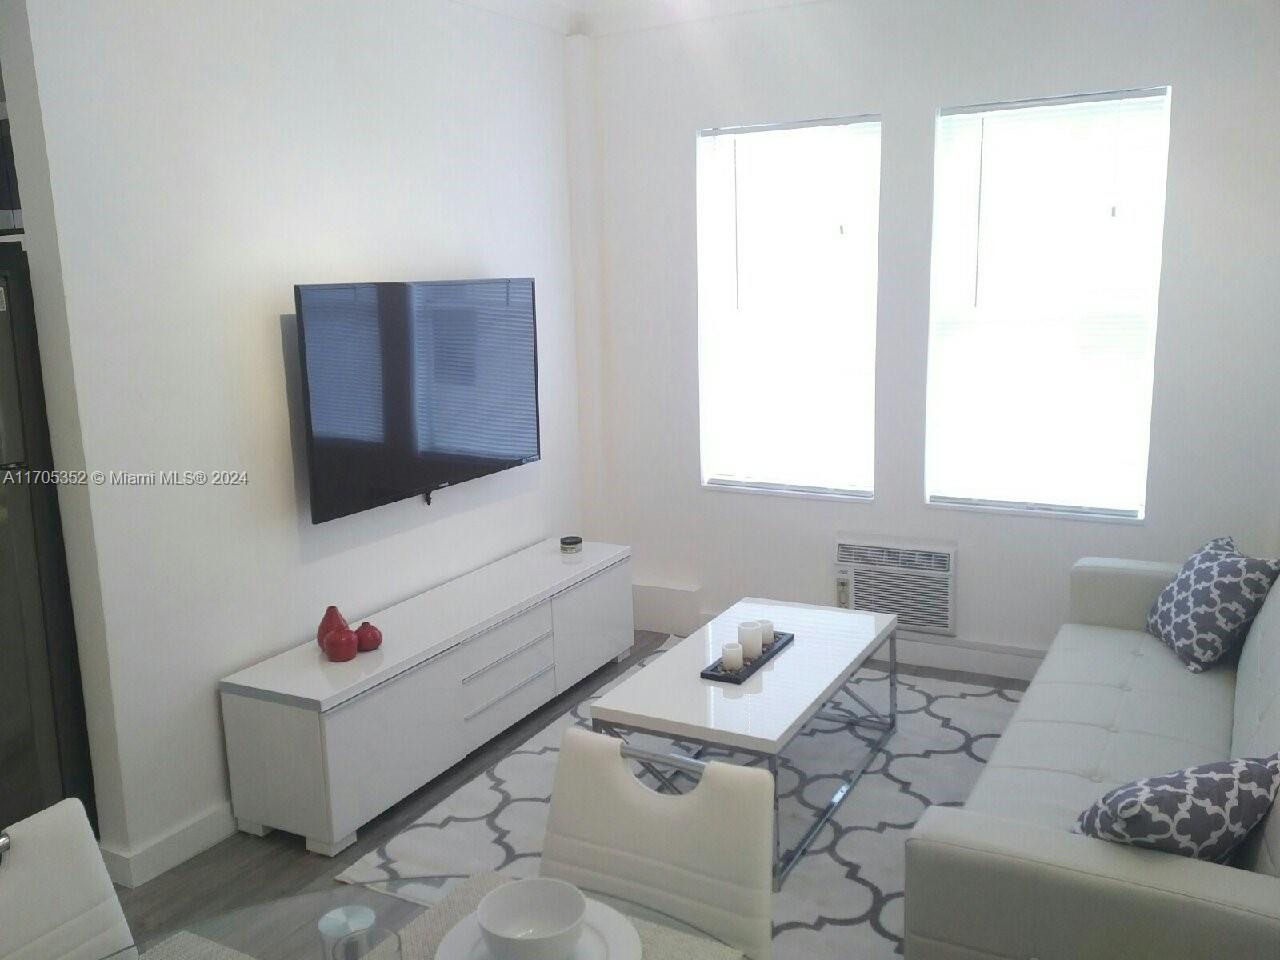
xmin=477 ymin=878 xmax=587 ymax=960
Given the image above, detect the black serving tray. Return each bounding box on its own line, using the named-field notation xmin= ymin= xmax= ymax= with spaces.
xmin=701 ymin=631 xmax=795 ymax=684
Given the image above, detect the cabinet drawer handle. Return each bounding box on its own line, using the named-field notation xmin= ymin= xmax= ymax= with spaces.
xmin=457 ymin=603 xmax=549 ymax=652
xmin=465 ymin=665 xmax=554 ymax=721
xmin=461 ymin=632 xmax=552 ymax=685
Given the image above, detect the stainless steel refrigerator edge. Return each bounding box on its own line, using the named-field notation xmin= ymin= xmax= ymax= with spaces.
xmin=0 ymin=244 xmax=94 ymax=829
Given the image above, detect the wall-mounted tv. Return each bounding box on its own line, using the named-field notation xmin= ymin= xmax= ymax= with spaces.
xmin=295 ymin=278 xmax=540 ymax=523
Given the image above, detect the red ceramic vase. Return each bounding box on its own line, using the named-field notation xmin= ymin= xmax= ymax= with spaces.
xmin=323 ymin=627 xmax=358 ymax=662
xmin=318 ymin=605 xmax=348 ymax=648
xmin=355 ymin=622 xmax=383 ymax=652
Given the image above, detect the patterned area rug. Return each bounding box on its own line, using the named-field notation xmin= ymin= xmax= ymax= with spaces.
xmin=338 ymin=648 xmax=1021 ymax=958
xmin=141 ymin=931 xmax=255 ymax=959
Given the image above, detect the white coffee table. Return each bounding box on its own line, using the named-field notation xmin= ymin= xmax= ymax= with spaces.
xmin=590 ymin=598 xmax=898 ymax=888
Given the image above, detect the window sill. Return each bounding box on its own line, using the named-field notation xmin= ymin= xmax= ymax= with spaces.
xmin=925 ymin=496 xmax=1145 ymax=525
xmin=702 ymin=479 xmax=874 ymax=504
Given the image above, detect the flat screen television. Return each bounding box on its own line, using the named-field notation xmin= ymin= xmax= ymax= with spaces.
xmin=295 ymin=278 xmax=540 ymax=523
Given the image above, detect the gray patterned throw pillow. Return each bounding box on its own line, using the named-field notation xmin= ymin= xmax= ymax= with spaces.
xmin=1077 ymin=756 xmax=1280 ymax=861
xmin=1146 ymin=537 xmax=1280 ymax=672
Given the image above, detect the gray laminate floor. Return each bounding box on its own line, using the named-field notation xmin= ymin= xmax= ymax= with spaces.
xmin=117 ymin=630 xmax=1027 ymax=945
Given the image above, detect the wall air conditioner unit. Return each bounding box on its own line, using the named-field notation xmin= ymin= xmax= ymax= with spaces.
xmin=834 ymin=536 xmax=956 ymax=637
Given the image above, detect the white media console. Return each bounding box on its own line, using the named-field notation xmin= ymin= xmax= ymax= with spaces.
xmin=218 ymin=539 xmax=633 ymax=855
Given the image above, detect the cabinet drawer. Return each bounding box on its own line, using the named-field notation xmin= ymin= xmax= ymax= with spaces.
xmin=463 ymin=663 xmax=557 ymax=750
xmin=461 ymin=632 xmax=553 ymax=710
xmin=455 ymin=602 xmax=552 ymax=678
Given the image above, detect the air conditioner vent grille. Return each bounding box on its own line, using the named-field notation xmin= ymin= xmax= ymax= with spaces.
xmin=852 ymin=569 xmax=952 ymax=632
xmin=836 ymin=543 xmax=952 ymax=573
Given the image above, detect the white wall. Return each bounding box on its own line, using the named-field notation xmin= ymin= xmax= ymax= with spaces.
xmin=578 ymin=0 xmax=1280 ymax=672
xmin=1 ymin=0 xmax=581 ymax=884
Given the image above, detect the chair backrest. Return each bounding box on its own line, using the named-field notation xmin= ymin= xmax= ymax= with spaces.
xmin=0 ymin=798 xmax=136 ymax=960
xmin=541 ymin=726 xmax=773 ymax=960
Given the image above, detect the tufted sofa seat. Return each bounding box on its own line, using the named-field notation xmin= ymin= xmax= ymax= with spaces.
xmin=904 ymin=557 xmax=1280 ymax=959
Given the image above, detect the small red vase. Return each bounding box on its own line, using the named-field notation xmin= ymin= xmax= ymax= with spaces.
xmin=323 ymin=627 xmax=358 ymax=662
xmin=318 ymin=606 xmax=348 ymax=648
xmin=356 ymin=622 xmax=383 ymax=652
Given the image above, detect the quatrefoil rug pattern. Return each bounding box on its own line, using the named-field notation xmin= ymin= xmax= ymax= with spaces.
xmin=339 ymin=652 xmax=1022 ymax=959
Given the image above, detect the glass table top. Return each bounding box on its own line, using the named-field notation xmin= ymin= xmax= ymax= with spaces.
xmin=106 ymin=873 xmax=730 ymax=960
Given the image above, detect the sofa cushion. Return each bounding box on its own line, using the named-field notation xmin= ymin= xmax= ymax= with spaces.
xmin=1233 ymin=590 xmax=1280 ymax=759
xmin=1077 ymin=756 xmax=1280 ymax=861
xmin=1230 ymin=589 xmax=1280 ymax=876
xmin=1147 ymin=537 xmax=1280 ymax=673
xmin=965 ymin=623 xmax=1235 ymax=830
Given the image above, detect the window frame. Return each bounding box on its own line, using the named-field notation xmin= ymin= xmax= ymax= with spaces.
xmin=696 ymin=113 xmax=883 ymax=502
xmin=923 ymin=87 xmax=1172 ymax=522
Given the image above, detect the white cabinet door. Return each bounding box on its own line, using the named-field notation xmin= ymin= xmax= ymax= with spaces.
xmin=222 ymin=693 xmax=328 ymax=841
xmin=322 ymin=647 xmax=465 ymax=841
xmin=551 ymin=560 xmax=634 ymax=692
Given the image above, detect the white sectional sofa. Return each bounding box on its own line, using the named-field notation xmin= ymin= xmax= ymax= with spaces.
xmin=905 ymin=557 xmax=1280 ymax=959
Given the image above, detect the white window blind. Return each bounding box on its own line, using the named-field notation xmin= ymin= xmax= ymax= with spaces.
xmin=697 ymin=118 xmax=882 ymax=496
xmin=925 ymin=89 xmax=1171 ymax=518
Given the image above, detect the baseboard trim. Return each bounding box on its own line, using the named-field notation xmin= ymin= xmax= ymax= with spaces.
xmin=878 ymin=658 xmax=1030 ymax=691
xmin=100 ymin=801 xmax=235 ymax=888
xmin=892 ymin=633 xmax=1044 ymax=681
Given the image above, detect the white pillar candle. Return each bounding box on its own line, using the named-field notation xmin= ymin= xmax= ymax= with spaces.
xmin=758 ymin=618 xmax=774 ymax=647
xmin=721 ymin=641 xmax=744 ymax=672
xmin=739 ymin=620 xmax=764 ymax=660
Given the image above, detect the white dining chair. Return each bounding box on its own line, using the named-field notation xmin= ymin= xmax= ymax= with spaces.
xmin=0 ymin=798 xmax=137 ymax=960
xmin=541 ymin=726 xmax=774 ymax=960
